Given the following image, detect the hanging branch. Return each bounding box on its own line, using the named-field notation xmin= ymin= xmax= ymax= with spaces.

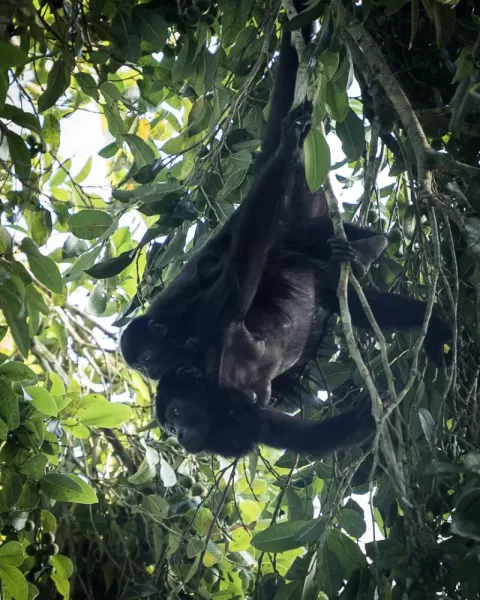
xmin=345 ymin=18 xmax=480 ymax=188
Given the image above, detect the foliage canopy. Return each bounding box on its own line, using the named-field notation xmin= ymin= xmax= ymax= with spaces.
xmin=0 ymin=0 xmax=479 ymax=598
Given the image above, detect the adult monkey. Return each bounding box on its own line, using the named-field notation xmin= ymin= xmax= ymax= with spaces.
xmin=121 ymin=7 xmax=451 ymax=400
xmin=121 ymin=14 xmax=392 ymax=382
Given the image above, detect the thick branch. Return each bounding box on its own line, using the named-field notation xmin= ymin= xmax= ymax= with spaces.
xmin=345 ymin=17 xmax=480 ymax=186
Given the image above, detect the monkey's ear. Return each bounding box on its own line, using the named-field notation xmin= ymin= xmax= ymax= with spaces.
xmin=148 ymin=320 xmax=168 ymax=336
xmin=176 ymin=367 xmax=203 ymax=379
xmin=184 ymin=337 xmax=200 ymax=351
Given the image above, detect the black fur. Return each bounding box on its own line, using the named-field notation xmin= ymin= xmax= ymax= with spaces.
xmin=156 ymin=368 xmax=377 ymax=458
xmin=121 ymin=12 xmax=451 ymax=401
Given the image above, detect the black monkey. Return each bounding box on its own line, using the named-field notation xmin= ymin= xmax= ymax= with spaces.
xmin=156 ymin=367 xmax=379 ymax=458
xmin=120 ymin=22 xmax=392 ymax=384
xmin=121 ymin=14 xmax=451 ymax=397
xmin=120 ymin=16 xmax=319 ymax=381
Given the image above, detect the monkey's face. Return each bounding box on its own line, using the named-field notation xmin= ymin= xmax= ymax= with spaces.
xmin=156 ymin=368 xmax=213 ymax=453
xmin=162 ymin=398 xmax=212 ymax=453
xmin=120 ymin=317 xmax=200 ymax=380
xmin=155 ymin=368 xmax=258 ymax=458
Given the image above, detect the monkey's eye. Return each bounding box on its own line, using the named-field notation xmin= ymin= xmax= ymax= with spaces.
xmin=142 ymin=349 xmax=154 ymax=362
xmin=168 ymin=425 xmax=177 ymax=435
xmin=149 ymin=320 xmax=168 ymax=336
xmin=171 ymin=406 xmax=180 ymax=418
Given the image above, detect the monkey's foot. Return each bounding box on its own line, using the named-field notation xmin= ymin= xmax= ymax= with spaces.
xmin=327 ymin=238 xmax=358 ymax=264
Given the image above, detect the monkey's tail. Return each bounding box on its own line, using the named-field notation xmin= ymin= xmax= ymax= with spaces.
xmin=256 ymin=406 xmax=375 ymax=456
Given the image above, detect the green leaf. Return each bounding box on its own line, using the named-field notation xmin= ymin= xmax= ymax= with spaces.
xmin=128 ymin=446 xmax=160 ymax=485
xmin=187 ymin=97 xmax=212 ymax=137
xmin=19 ymin=454 xmax=48 ymax=480
xmin=133 ymin=7 xmax=168 ymax=49
xmin=123 ymin=134 xmax=156 ymax=169
xmin=74 ymin=72 xmax=99 ymax=100
xmin=172 ymin=37 xmax=196 ymax=83
xmin=251 ymin=521 xmax=309 ymax=552
xmin=43 ymin=114 xmax=61 ymax=153
xmin=304 ymin=127 xmax=330 ymax=192
xmin=451 ymin=487 xmax=480 ymax=541
xmin=0 ymin=565 xmax=28 ymax=600
xmin=0 ymin=42 xmax=28 ymax=69
xmin=0 ymin=542 xmax=24 ymax=568
xmin=384 ymin=0 xmax=410 ymax=16
xmin=0 ymin=105 xmax=43 ymax=138
xmin=5 ymin=129 xmax=31 ymax=182
xmin=20 ymin=239 xmax=64 ymax=295
xmin=0 ymin=419 xmax=8 ymax=441
xmin=64 ymin=475 xmax=98 ymax=504
xmin=68 ymin=210 xmax=113 ymax=240
xmin=433 ymin=2 xmax=456 ymax=49
xmin=52 ymin=554 xmax=73 ymax=579
xmin=112 ymin=11 xmax=141 ymax=62
xmin=319 ymin=362 xmax=351 ymax=390
xmin=25 ymin=386 xmax=58 ymax=417
xmin=50 ymin=159 xmax=72 ymax=187
xmin=26 ymin=208 xmax=52 ymax=248
xmin=40 ymin=509 xmax=57 ymax=533
xmin=0 ymin=287 xmax=30 ymax=357
xmin=336 ymin=108 xmax=365 ymax=160
xmin=318 ymin=537 xmax=344 ymax=597
xmin=337 ymin=508 xmax=366 ymax=539
xmin=2 ymin=472 xmax=23 ymax=509
xmin=292 ymin=518 xmax=326 ymax=545
xmin=0 ymin=70 xmax=8 ymax=112
xmin=48 ymin=372 xmax=66 ymax=397
xmin=87 ymin=281 xmax=107 ymax=315
xmin=17 ymin=481 xmax=40 ymax=511
xmin=63 ymin=424 xmax=90 ymax=439
xmin=51 ymin=555 xmax=73 ymax=598
xmin=0 ymin=226 xmax=12 ymax=255
xmin=98 ymin=141 xmax=119 ymax=159
xmin=27 ymin=582 xmax=39 ymax=600
xmin=0 ymin=362 xmax=36 ymax=382
xmin=418 ymin=407 xmax=437 ymax=450
xmin=103 ymin=102 xmax=125 ymax=138
xmin=40 ymin=473 xmax=97 ymax=504
xmin=85 ymin=250 xmax=135 ymax=279
xmin=63 ymin=246 xmax=102 ymax=283
xmin=0 ymin=378 xmax=20 ymax=430
xmin=74 ymin=157 xmax=92 ymax=183
xmin=402 ymin=204 xmax=416 ymax=242
xmin=328 ymin=527 xmax=366 ymax=573
xmin=38 ymin=58 xmax=71 ymax=113
xmin=325 ymin=80 xmax=349 ymax=122
xmin=77 ymin=394 xmax=133 ymax=428
xmin=142 ymin=494 xmax=169 ymax=519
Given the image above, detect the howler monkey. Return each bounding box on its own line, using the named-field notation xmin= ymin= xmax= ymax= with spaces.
xmin=156 ymin=367 xmax=379 ymax=458
xmin=121 ymin=24 xmax=451 ymax=402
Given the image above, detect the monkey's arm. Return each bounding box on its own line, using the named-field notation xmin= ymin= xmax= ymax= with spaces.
xmin=285 ymin=217 xmax=388 ymax=278
xmin=199 ymin=107 xmax=311 ymax=339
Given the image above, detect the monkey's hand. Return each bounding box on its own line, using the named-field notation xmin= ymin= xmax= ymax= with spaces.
xmin=280 ymin=101 xmax=313 ymax=151
xmin=349 ymin=390 xmax=390 ymax=445
xmin=327 ymin=237 xmax=367 ymax=278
